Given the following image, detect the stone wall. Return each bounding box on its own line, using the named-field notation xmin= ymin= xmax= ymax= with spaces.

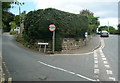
xmin=62 ymin=35 xmax=93 ymax=51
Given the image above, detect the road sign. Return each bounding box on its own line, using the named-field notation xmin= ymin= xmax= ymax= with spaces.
xmin=48 ymin=24 xmax=56 ymax=32
xmin=48 ymin=24 xmax=56 ymax=53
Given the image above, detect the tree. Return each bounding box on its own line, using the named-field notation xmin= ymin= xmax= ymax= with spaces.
xmin=80 ymin=9 xmax=93 ymax=16
xmin=80 ymin=9 xmax=100 ymax=34
xmin=9 ymin=21 xmax=17 ymax=30
xmin=14 ymin=15 xmax=20 ymax=27
xmin=3 ymin=12 xmax=15 ymax=32
xmin=2 ymin=2 xmax=14 ymax=32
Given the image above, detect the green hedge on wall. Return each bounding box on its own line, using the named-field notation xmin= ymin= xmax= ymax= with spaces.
xmin=23 ymin=8 xmax=89 ymax=51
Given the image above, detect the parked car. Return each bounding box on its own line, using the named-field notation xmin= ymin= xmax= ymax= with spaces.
xmin=100 ymin=31 xmax=109 ymax=37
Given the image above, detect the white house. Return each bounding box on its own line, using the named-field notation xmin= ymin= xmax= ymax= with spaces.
xmin=11 ymin=27 xmax=20 ymax=34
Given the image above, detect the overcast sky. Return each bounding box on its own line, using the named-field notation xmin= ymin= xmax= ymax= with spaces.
xmin=10 ymin=0 xmax=119 ymax=29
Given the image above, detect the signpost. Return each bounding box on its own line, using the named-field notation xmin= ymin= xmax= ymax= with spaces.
xmin=48 ymin=24 xmax=56 ymax=53
xmin=85 ymin=32 xmax=88 ymax=46
xmin=38 ymin=43 xmax=48 ymax=53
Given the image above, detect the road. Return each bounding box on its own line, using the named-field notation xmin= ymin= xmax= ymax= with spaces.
xmin=2 ymin=33 xmax=118 ymax=82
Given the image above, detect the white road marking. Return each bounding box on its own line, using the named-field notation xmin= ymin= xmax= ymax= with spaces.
xmin=94 ymin=54 xmax=97 ymax=58
xmin=104 ymin=65 xmax=110 ymax=69
xmin=94 ymin=69 xmax=99 ymax=74
xmin=99 ymin=49 xmax=103 ymax=54
xmin=101 ymin=55 xmax=105 ymax=58
xmin=109 ymin=77 xmax=116 ymax=81
xmin=94 ymin=64 xmax=98 ymax=68
xmin=102 ymin=57 xmax=107 ymax=61
xmin=94 ymin=60 xmax=98 ymax=64
xmin=106 ymin=70 xmax=113 ymax=75
xmin=38 ymin=61 xmax=96 ymax=81
xmin=97 ymin=79 xmax=100 ymax=81
xmin=103 ymin=61 xmax=108 ymax=64
xmin=94 ymin=57 xmax=98 ymax=60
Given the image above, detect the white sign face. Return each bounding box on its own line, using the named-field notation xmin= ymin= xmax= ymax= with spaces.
xmin=49 ymin=24 xmax=56 ymax=32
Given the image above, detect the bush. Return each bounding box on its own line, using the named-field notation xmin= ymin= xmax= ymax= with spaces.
xmin=23 ymin=8 xmax=89 ymax=51
xmin=10 ymin=31 xmax=18 ymax=35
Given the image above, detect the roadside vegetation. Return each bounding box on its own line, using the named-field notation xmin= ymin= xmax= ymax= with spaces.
xmin=21 ymin=8 xmax=99 ymax=51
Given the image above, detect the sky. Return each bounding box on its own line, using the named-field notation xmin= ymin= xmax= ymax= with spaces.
xmin=9 ymin=0 xmax=119 ymax=29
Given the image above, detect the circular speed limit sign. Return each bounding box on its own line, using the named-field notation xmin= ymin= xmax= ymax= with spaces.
xmin=48 ymin=24 xmax=56 ymax=32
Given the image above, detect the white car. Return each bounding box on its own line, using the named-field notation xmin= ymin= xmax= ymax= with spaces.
xmin=100 ymin=31 xmax=109 ymax=37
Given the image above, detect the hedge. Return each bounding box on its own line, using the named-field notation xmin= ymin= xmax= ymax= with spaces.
xmin=23 ymin=8 xmax=89 ymax=51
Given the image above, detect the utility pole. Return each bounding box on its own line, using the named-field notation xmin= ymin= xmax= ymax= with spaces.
xmin=15 ymin=1 xmax=24 ymax=34
xmin=108 ymin=21 xmax=109 ymax=32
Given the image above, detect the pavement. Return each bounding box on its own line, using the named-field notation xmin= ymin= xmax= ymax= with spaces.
xmin=59 ymin=35 xmax=101 ymax=54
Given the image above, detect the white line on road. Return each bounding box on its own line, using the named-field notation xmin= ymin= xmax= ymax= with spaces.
xmin=94 ymin=64 xmax=98 ymax=68
xmin=94 ymin=54 xmax=97 ymax=58
xmin=94 ymin=60 xmax=98 ymax=64
xmin=109 ymin=77 xmax=116 ymax=81
xmin=37 ymin=61 xmax=96 ymax=81
xmin=101 ymin=55 xmax=105 ymax=58
xmin=103 ymin=61 xmax=108 ymax=64
xmin=94 ymin=69 xmax=99 ymax=74
xmin=94 ymin=57 xmax=98 ymax=60
xmin=102 ymin=57 xmax=107 ymax=61
xmin=106 ymin=70 xmax=113 ymax=75
xmin=104 ymin=65 xmax=110 ymax=69
xmin=99 ymin=50 xmax=102 ymax=53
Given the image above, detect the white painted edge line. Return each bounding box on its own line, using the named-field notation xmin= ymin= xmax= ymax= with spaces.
xmin=101 ymin=55 xmax=105 ymax=58
xmin=38 ymin=61 xmax=96 ymax=81
xmin=94 ymin=69 xmax=99 ymax=74
xmin=104 ymin=65 xmax=110 ymax=69
xmin=99 ymin=49 xmax=102 ymax=51
xmin=102 ymin=57 xmax=107 ymax=61
xmin=94 ymin=57 xmax=98 ymax=60
xmin=109 ymin=77 xmax=116 ymax=81
xmin=94 ymin=64 xmax=98 ymax=68
xmin=103 ymin=61 xmax=108 ymax=64
xmin=94 ymin=60 xmax=98 ymax=64
xmin=106 ymin=70 xmax=113 ymax=75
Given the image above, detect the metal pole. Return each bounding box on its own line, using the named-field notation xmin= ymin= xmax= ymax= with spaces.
xmin=108 ymin=21 xmax=109 ymax=31
xmin=52 ymin=31 xmax=55 ymax=53
xmin=19 ymin=5 xmax=21 ymax=34
xmin=39 ymin=45 xmax=41 ymax=52
xmin=44 ymin=45 xmax=46 ymax=53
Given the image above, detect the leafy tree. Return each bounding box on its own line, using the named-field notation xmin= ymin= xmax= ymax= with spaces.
xmin=80 ymin=9 xmax=100 ymax=34
xmin=80 ymin=9 xmax=93 ymax=16
xmin=14 ymin=15 xmax=20 ymax=27
xmin=3 ymin=12 xmax=15 ymax=32
xmin=2 ymin=2 xmax=15 ymax=32
xmin=9 ymin=21 xmax=17 ymax=30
